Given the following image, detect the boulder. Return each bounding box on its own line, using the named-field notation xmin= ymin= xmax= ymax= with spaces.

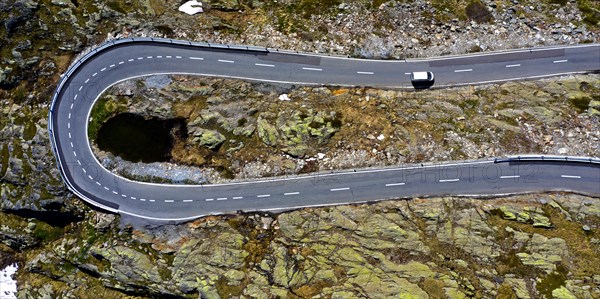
xmin=194 ymin=129 xmax=226 ymax=149
xmin=257 ymin=117 xmax=279 ymax=147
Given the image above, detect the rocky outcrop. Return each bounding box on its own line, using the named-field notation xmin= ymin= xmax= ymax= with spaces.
xmin=13 ymin=193 xmax=600 ymax=298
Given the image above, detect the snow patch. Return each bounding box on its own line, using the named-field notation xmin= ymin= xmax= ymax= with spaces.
xmin=279 ymin=94 xmax=291 ymax=101
xmin=178 ymin=1 xmax=203 ymax=15
xmin=0 ymin=264 xmax=18 ymax=299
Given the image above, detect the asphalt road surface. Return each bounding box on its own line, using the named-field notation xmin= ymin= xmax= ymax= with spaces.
xmin=49 ymin=39 xmax=600 ymax=221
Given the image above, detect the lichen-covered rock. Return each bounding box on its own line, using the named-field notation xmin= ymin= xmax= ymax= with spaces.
xmin=193 ymin=129 xmax=226 ymax=149
xmin=257 ymin=117 xmax=279 ymax=147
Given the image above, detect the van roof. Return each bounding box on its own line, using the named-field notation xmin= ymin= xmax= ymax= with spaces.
xmin=412 ymin=72 xmax=429 ymax=80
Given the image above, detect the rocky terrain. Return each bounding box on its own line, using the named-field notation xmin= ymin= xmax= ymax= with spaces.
xmin=1 ymin=0 xmax=599 ymax=297
xmin=9 ymin=193 xmax=600 ymax=298
xmin=92 ymin=74 xmax=600 ymax=184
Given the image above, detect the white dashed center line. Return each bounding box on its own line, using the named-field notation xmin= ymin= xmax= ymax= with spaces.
xmin=205 ymin=198 xmax=214 ymax=201
xmin=232 ymin=196 xmax=244 ymax=199
xmin=356 ymin=71 xmax=374 ymax=75
xmin=147 ymin=56 xmax=153 ymax=59
xmin=255 ymin=63 xmax=274 ymax=67
xmin=128 ymin=59 xmax=134 ymax=62
xmin=330 ymin=187 xmax=350 ymax=192
xmin=165 ymin=200 xmax=174 ymax=203
xmin=505 ymin=64 xmax=521 ymax=68
xmin=218 ymin=59 xmax=235 ymax=63
xmin=137 ymin=57 xmax=143 ymax=60
xmin=553 ymin=59 xmax=568 ymax=63
xmin=500 ymin=175 xmax=520 ymax=179
xmin=217 ymin=197 xmax=227 ymax=201
xmin=118 ymin=61 xmax=124 ymax=65
xmin=175 ymin=56 xmax=182 ymax=59
xmin=454 ymin=69 xmax=472 ymax=73
xmin=183 ymin=200 xmax=193 ymax=202
xmin=166 ymin=56 xmax=172 ymax=58
xmin=104 ymin=187 xmax=109 ymax=190
xmin=109 ymin=64 xmax=115 ymax=68
xmin=101 ymin=67 xmax=107 ymax=71
xmin=92 ymin=72 xmax=97 ymax=77
xmin=88 ymin=175 xmax=93 ymax=180
xmin=561 ymin=175 xmax=581 ymax=179
xmin=385 ymin=183 xmax=405 ymax=187
xmin=78 ymin=86 xmax=83 ymax=91
xmin=284 ymin=192 xmax=300 ymax=195
xmin=190 ymin=57 xmax=204 ymax=60
xmin=257 ymin=194 xmax=271 ymax=198
xmin=112 ymin=191 xmax=118 ymax=195
xmin=85 ymin=78 xmax=90 ymax=83
xmin=302 ymin=67 xmax=322 ymax=71
xmin=439 ymin=179 xmax=460 ymax=183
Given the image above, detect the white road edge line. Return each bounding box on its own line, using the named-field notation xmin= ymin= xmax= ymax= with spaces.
xmin=255 ymin=63 xmax=275 ymax=67
xmin=385 ymin=183 xmax=406 ymax=187
xmin=454 ymin=69 xmax=473 ymax=73
xmin=284 ymin=192 xmax=300 ymax=195
xmin=505 ymin=64 xmax=521 ymax=68
xmin=218 ymin=59 xmax=234 ymax=63
xmin=330 ymin=187 xmax=350 ymax=191
xmin=439 ymin=179 xmax=460 ymax=182
xmin=553 ymin=59 xmax=568 ymax=63
xmin=302 ymin=67 xmax=322 ymax=71
xmin=500 ymin=175 xmax=520 ymax=179
xmin=561 ymin=175 xmax=581 ymax=179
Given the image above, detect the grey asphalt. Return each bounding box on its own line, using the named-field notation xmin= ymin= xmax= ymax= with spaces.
xmin=49 ymin=40 xmax=600 ymax=221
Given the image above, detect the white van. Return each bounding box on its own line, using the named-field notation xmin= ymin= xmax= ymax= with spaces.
xmin=410 ymin=71 xmax=434 ymax=83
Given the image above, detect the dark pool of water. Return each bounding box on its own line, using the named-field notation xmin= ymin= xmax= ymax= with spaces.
xmin=96 ymin=113 xmax=187 ymax=163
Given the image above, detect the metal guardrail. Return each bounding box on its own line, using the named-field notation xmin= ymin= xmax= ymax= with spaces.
xmin=47 ymin=38 xmax=270 ymax=212
xmin=495 ymin=155 xmax=600 ymax=164
xmin=47 ymin=38 xmax=600 ymax=214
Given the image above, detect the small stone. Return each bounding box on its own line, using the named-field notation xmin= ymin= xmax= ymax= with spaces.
xmin=582 ymin=225 xmax=591 ymax=232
